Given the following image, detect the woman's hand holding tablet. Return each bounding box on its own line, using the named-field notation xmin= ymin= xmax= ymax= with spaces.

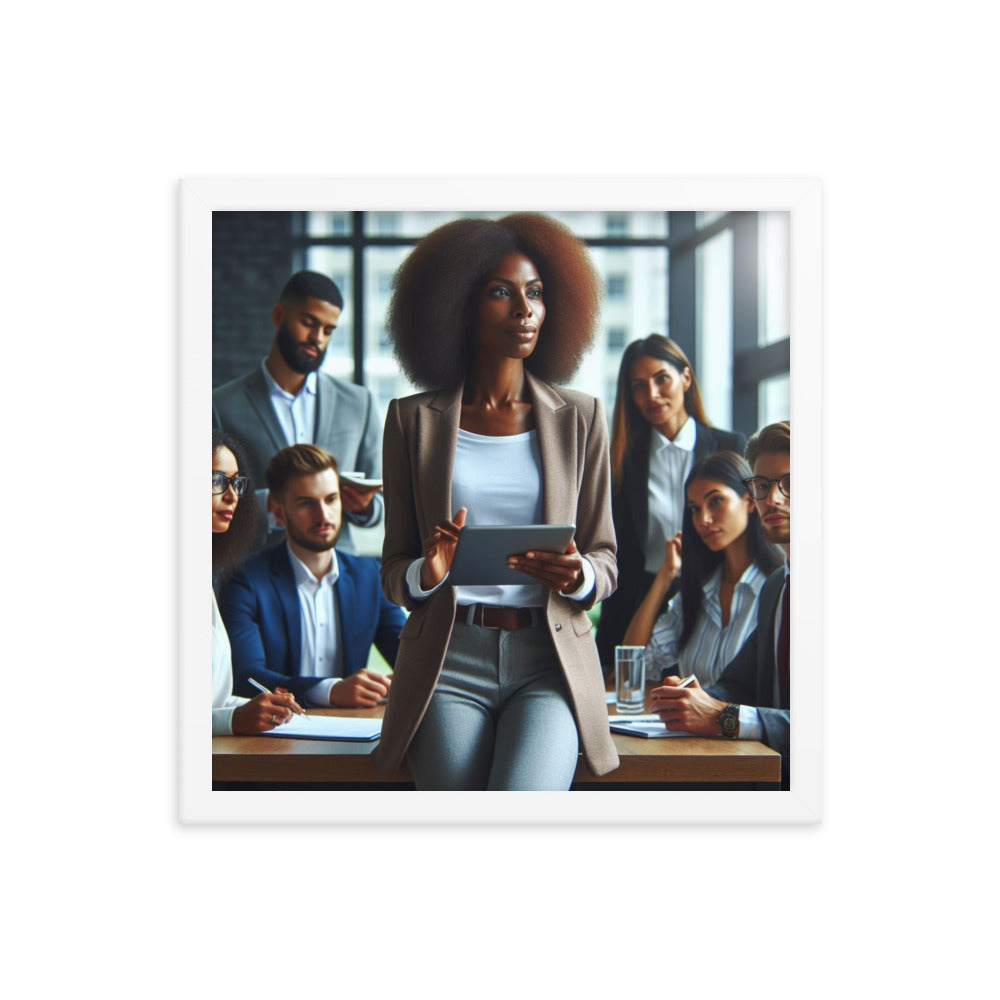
xmin=508 ymin=539 xmax=585 ymax=592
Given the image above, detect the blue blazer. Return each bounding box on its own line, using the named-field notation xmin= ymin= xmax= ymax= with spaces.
xmin=707 ymin=564 xmax=790 ymax=789
xmin=219 ymin=543 xmax=406 ymax=702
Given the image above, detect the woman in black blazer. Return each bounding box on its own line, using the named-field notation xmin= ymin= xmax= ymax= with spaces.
xmin=595 ymin=335 xmax=745 ymax=673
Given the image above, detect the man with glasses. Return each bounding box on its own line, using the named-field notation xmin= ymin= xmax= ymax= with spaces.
xmin=649 ymin=421 xmax=791 ymax=789
xmin=213 ymin=270 xmax=383 ymax=553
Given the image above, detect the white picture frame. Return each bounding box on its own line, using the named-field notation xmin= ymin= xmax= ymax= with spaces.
xmin=180 ymin=177 xmax=822 ymax=825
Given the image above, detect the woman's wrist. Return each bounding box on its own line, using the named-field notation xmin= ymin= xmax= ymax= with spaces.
xmin=420 ymin=562 xmax=440 ymax=590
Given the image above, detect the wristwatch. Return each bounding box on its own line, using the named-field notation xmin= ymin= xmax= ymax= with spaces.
xmin=717 ymin=703 xmax=740 ymax=738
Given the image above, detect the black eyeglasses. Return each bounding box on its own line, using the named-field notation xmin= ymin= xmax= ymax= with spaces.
xmin=212 ymin=471 xmax=249 ymax=496
xmin=743 ymin=475 xmax=790 ymax=500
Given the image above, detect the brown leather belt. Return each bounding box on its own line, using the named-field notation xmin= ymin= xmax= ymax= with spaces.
xmin=457 ymin=604 xmax=540 ymax=630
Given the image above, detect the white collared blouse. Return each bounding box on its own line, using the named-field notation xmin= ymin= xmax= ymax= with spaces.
xmin=642 ymin=562 xmax=768 ymax=687
xmin=644 ymin=416 xmax=696 ymax=573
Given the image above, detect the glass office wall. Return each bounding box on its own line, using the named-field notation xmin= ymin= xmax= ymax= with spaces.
xmin=759 ymin=211 xmax=790 ymax=346
xmin=695 ymin=228 xmax=734 ymax=428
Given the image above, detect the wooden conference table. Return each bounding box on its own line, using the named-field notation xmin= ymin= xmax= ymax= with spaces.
xmin=212 ymin=695 xmax=780 ymax=788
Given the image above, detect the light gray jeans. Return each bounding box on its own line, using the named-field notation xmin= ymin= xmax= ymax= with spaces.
xmin=407 ymin=619 xmax=580 ymax=790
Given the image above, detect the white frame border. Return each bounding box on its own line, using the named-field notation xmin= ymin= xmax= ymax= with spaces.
xmin=179 ymin=177 xmax=822 ymax=826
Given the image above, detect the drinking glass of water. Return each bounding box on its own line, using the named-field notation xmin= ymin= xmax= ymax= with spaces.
xmin=615 ymin=645 xmax=645 ymax=714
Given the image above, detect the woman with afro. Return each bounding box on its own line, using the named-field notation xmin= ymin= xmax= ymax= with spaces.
xmin=374 ymin=214 xmax=620 ymax=789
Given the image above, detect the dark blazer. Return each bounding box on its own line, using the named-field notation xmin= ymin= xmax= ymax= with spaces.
xmin=595 ymin=420 xmax=746 ymax=669
xmin=375 ymin=373 xmax=620 ymax=778
xmin=212 ymin=367 xmax=383 ymax=553
xmin=707 ymin=564 xmax=790 ymax=790
xmin=218 ymin=543 xmax=406 ymax=703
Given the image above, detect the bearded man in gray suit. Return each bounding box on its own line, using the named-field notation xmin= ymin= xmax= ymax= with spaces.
xmin=213 ymin=271 xmax=383 ymax=554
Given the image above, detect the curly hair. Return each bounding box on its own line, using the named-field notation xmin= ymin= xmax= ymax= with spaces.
xmin=387 ymin=213 xmax=603 ymax=390
xmin=212 ymin=428 xmax=257 ymax=579
xmin=610 ymin=335 xmax=711 ymax=492
xmin=677 ymin=450 xmax=784 ymax=652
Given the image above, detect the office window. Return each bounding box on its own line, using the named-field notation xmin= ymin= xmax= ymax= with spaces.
xmin=306 ymin=212 xmax=352 ymax=237
xmin=606 ymin=213 xmax=629 ymax=236
xmin=696 ymin=210 xmax=727 ymax=228
xmin=302 ymin=246 xmax=354 ymax=380
xmin=759 ymin=212 xmax=790 ymax=346
xmin=695 ymin=228 xmax=734 ymax=429
xmin=759 ymin=372 xmax=790 ymax=426
xmin=365 ymin=246 xmax=413 ymax=392
xmin=292 ymin=210 xmax=783 ymax=439
xmin=369 ymin=212 xmax=399 ymax=235
xmin=607 ymin=326 xmax=627 ymax=350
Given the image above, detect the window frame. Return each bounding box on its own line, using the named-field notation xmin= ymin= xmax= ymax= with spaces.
xmin=291 ymin=210 xmax=788 ymax=436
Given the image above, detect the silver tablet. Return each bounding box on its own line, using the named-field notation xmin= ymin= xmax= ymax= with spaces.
xmin=448 ymin=524 xmax=576 ymax=586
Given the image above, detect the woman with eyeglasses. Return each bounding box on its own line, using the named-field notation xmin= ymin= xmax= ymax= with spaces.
xmin=621 ymin=450 xmax=785 ymax=687
xmin=212 ymin=430 xmax=304 ymax=735
xmin=595 ymin=335 xmax=746 ymax=674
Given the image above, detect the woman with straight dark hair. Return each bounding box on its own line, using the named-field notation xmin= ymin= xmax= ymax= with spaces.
xmin=622 ymin=451 xmax=784 ymax=686
xmin=595 ymin=335 xmax=745 ymax=672
xmin=376 ymin=213 xmax=619 ymax=790
xmin=212 ymin=430 xmax=303 ymax=735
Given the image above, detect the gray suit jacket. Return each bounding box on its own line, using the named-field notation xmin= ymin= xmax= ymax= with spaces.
xmin=374 ymin=373 xmax=620 ymax=778
xmin=212 ymin=366 xmax=383 ymax=553
xmin=707 ymin=564 xmax=790 ymax=789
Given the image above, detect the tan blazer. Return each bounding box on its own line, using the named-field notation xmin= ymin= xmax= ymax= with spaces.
xmin=374 ymin=372 xmax=621 ymax=778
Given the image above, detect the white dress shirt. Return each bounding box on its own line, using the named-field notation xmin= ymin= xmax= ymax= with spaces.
xmin=644 ymin=417 xmax=696 ymax=573
xmin=212 ymin=591 xmax=249 ymax=736
xmin=287 ymin=544 xmax=345 ymax=707
xmin=262 ymin=360 xmax=318 ymax=446
xmin=258 ymin=361 xmax=319 ymax=532
xmin=643 ymin=563 xmax=768 ymax=686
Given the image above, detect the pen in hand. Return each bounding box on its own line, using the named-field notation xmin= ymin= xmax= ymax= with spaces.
xmin=247 ymin=677 xmax=307 ymax=720
xmin=616 ymin=676 xmax=698 ymax=724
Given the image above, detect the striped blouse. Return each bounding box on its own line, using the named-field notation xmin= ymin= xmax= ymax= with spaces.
xmin=642 ymin=563 xmax=768 ymax=687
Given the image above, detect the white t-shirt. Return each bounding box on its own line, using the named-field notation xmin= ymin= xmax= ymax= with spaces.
xmin=405 ymin=428 xmax=594 ymax=606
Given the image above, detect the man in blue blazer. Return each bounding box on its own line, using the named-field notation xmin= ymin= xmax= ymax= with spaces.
xmin=213 ymin=270 xmax=383 ymax=554
xmin=649 ymin=422 xmax=791 ymax=789
xmin=219 ymin=444 xmax=405 ymax=707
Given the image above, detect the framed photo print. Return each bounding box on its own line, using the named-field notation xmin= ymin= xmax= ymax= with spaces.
xmin=180 ymin=177 xmax=821 ymax=825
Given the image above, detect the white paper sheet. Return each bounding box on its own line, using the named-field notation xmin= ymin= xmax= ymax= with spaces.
xmin=259 ymin=715 xmax=382 ymax=741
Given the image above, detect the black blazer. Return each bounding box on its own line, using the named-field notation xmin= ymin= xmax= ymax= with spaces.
xmin=708 ymin=564 xmax=790 ymax=789
xmin=595 ymin=419 xmax=746 ymax=670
